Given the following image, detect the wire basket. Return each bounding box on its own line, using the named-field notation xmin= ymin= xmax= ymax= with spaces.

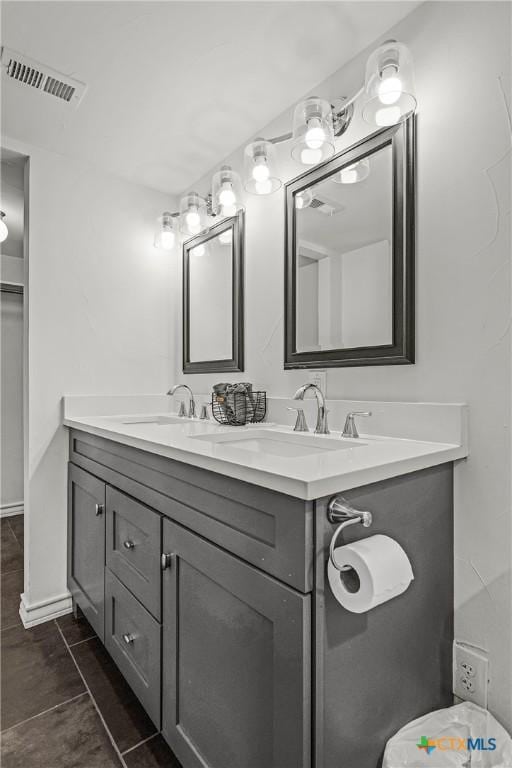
xmin=212 ymin=391 xmax=266 ymax=426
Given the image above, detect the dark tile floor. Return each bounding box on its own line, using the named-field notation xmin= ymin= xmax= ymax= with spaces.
xmin=0 ymin=515 xmax=181 ymax=768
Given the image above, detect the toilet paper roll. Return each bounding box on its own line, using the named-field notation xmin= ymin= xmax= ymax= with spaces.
xmin=327 ymin=534 xmax=414 ymax=613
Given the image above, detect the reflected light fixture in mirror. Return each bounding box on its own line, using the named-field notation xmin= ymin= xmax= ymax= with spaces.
xmin=291 ymin=97 xmax=335 ymax=167
xmin=219 ymin=228 xmax=233 ymax=245
xmin=154 ymin=211 xmax=177 ymax=250
xmin=179 ymin=192 xmax=208 ymax=237
xmin=192 ymin=243 xmax=206 ymax=257
xmin=361 ymin=40 xmax=417 ymax=127
xmin=211 ymin=165 xmax=244 ymax=217
xmin=0 ymin=211 xmax=8 ymax=243
xmin=295 ymin=189 xmax=313 ymax=210
xmin=243 ymin=139 xmax=282 ymax=195
xmin=333 ymin=158 xmax=370 ymax=185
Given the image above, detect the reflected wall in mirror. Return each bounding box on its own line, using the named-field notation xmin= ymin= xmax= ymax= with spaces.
xmin=296 ymin=144 xmax=393 ymax=352
xmin=285 ymin=118 xmax=415 ymax=368
xmin=183 ymin=211 xmax=244 ymax=373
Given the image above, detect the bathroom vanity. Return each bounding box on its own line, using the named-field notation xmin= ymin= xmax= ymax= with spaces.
xmin=65 ymin=401 xmax=466 ymax=768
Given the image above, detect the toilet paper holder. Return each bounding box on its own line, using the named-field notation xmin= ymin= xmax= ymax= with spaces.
xmin=328 ymin=496 xmax=373 ymax=571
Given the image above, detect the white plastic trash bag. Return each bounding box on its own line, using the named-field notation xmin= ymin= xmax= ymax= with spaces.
xmin=383 ymin=702 xmax=512 ymax=768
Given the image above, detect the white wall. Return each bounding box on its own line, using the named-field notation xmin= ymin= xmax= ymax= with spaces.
xmin=2 ymin=136 xmax=175 ymax=622
xmin=174 ymin=2 xmax=512 ymax=727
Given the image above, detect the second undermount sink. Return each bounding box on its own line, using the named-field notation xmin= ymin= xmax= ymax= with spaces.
xmin=191 ymin=429 xmax=366 ymax=458
xmin=119 ymin=415 xmax=189 ymax=426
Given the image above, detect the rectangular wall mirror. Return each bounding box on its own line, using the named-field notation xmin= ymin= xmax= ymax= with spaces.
xmin=183 ymin=211 xmax=244 ymax=374
xmin=285 ymin=118 xmax=415 ymax=368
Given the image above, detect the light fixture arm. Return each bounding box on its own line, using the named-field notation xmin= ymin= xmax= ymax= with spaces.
xmin=266 ymin=88 xmax=362 ymax=147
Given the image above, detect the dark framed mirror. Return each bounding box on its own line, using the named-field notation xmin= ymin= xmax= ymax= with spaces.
xmin=285 ymin=117 xmax=415 ymax=368
xmin=183 ymin=211 xmax=244 ymax=374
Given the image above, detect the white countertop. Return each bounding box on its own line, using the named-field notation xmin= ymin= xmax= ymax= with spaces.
xmin=63 ymin=397 xmax=468 ymax=500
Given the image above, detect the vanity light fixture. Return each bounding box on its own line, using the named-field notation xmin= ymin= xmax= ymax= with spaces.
xmin=295 ymin=189 xmax=313 ymax=210
xmin=361 ymin=40 xmax=417 ymax=127
xmin=333 ymin=158 xmax=371 ymax=184
xmin=154 ymin=211 xmax=177 ymax=250
xmin=0 ymin=211 xmax=8 ymax=243
xmin=155 ymin=40 xmax=416 ymax=244
xmin=240 ymin=39 xmax=415 ymax=194
xmin=211 ymin=165 xmax=244 ymax=218
xmin=291 ymin=97 xmax=336 ymax=166
xmin=179 ymin=192 xmax=208 ymax=237
xmin=243 ymin=139 xmax=282 ymax=195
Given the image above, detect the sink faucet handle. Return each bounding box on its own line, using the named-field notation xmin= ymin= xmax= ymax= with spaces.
xmin=199 ymin=403 xmax=210 ymax=420
xmin=177 ymin=400 xmax=187 ymax=418
xmin=342 ymin=411 xmax=372 ymax=439
xmin=287 ymin=406 xmax=309 ymax=433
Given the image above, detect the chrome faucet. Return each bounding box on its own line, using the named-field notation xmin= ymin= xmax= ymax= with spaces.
xmin=293 ymin=383 xmax=329 ymax=434
xmin=167 ymin=384 xmax=196 ymax=418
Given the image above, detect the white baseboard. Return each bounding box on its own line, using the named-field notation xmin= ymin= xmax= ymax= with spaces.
xmin=19 ymin=590 xmax=73 ymax=628
xmin=1 ymin=503 xmax=24 ymax=518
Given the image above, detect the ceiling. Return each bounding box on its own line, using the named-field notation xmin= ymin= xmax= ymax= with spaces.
xmin=1 ymin=1 xmax=419 ymax=197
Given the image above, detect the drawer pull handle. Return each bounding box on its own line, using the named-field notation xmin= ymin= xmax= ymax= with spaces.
xmin=122 ymin=633 xmax=135 ymax=645
xmin=123 ymin=540 xmax=136 ymax=550
xmin=95 ymin=503 xmax=104 ymax=516
xmin=161 ymin=553 xmax=172 ymax=570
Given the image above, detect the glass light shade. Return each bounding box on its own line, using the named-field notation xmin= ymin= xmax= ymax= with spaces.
xmin=0 ymin=212 xmax=7 ymax=243
xmin=211 ymin=165 xmax=244 ymax=217
xmin=192 ymin=243 xmax=206 ymax=257
xmin=295 ymin=188 xmax=313 ymax=210
xmin=243 ymin=139 xmax=282 ymax=195
xmin=361 ymin=41 xmax=416 ymax=127
xmin=179 ymin=192 xmax=208 ymax=236
xmin=333 ymin=158 xmax=370 ymax=185
xmin=154 ymin=211 xmax=177 ymax=250
xmin=218 ymin=229 xmax=233 ymax=245
xmin=291 ymin=97 xmax=335 ymax=166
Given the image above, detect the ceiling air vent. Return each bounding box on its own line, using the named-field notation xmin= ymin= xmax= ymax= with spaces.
xmin=310 ymin=195 xmax=346 ymax=216
xmin=1 ymin=47 xmax=87 ymax=106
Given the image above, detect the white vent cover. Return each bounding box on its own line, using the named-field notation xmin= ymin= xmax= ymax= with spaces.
xmin=310 ymin=194 xmax=346 ymax=216
xmin=1 ymin=47 xmax=86 ymax=106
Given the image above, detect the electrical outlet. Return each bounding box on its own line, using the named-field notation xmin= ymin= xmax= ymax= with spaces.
xmin=453 ymin=641 xmax=489 ymax=708
xmin=308 ymin=370 xmax=327 ymax=394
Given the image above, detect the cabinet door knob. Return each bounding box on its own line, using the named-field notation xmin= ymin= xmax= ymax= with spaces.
xmin=161 ymin=553 xmax=172 ymax=570
xmin=95 ymin=503 xmax=104 ymax=516
xmin=122 ymin=633 xmax=135 ymax=645
xmin=123 ymin=540 xmax=135 ymax=550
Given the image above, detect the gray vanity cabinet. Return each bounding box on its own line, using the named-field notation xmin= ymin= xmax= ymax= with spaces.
xmin=67 ymin=463 xmax=106 ymax=641
xmin=67 ymin=429 xmax=454 ymax=768
xmin=161 ymin=518 xmax=312 ymax=768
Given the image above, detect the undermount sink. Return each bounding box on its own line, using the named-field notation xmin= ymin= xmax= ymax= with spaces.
xmin=191 ymin=429 xmax=365 ymax=458
xmin=119 ymin=415 xmax=188 ymax=426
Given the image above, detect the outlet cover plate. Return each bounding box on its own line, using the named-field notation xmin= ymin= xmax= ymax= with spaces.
xmin=453 ymin=641 xmax=489 ymax=708
xmin=308 ymin=370 xmax=327 ymax=395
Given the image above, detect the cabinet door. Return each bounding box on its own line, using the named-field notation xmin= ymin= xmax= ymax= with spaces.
xmin=68 ymin=463 xmax=106 ymax=641
xmin=161 ymin=519 xmax=311 ymax=768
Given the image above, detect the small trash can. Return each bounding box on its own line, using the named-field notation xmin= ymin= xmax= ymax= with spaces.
xmin=383 ymin=702 xmax=512 ymax=767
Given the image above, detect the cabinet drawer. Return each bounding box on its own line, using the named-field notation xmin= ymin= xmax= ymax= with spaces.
xmin=105 ymin=569 xmax=161 ymax=729
xmin=106 ymin=487 xmax=161 ymax=620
